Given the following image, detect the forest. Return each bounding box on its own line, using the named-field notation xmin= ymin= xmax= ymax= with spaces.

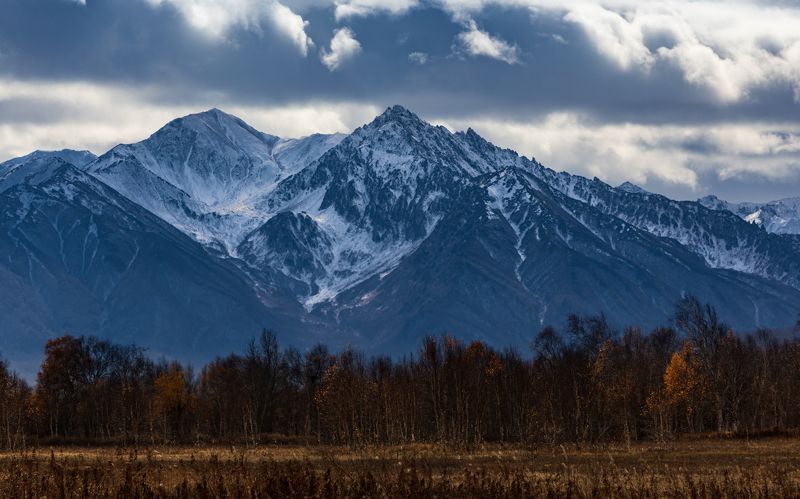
xmin=1 ymin=295 xmax=800 ymax=449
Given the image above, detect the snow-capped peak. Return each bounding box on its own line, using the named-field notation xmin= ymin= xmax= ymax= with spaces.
xmin=373 ymin=104 xmax=423 ymax=124
xmin=353 ymin=104 xmax=439 ymax=144
xmin=156 ymin=108 xmax=281 ymax=152
xmin=246 ymin=105 xmax=529 ymax=308
xmin=84 ymin=110 xmax=346 ymax=252
xmin=617 ymin=181 xmax=648 ymax=194
xmin=1 ymin=149 xmax=97 ymax=171
xmin=0 ymin=151 xmax=108 ymax=199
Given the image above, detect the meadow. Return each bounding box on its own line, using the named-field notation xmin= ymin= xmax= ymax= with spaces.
xmin=2 ymin=437 xmax=800 ymax=498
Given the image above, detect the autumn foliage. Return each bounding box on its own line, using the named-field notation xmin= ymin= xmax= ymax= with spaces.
xmin=1 ymin=296 xmax=800 ymax=448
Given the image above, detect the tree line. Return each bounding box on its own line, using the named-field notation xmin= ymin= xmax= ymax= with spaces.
xmin=1 ymin=295 xmax=799 ymax=449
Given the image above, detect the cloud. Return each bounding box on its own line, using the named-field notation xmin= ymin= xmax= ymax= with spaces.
xmin=334 ymin=0 xmax=418 ymax=20
xmin=0 ymin=78 xmax=378 ymax=161
xmin=1 ymin=74 xmax=799 ymax=204
xmin=408 ymin=51 xmax=428 ymax=64
xmin=3 ymin=0 xmax=800 ymax=202
xmin=559 ymin=1 xmax=799 ymax=103
xmin=8 ymin=0 xmax=799 ymax=122
xmin=439 ymin=1 xmax=800 ymax=103
xmin=268 ymin=2 xmax=315 ymax=56
xmin=144 ymin=0 xmax=313 ymax=55
xmin=455 ymin=20 xmax=520 ymax=64
xmin=438 ymin=111 xmax=800 ymax=201
xmin=321 ymin=28 xmax=362 ymax=71
xmin=562 ymin=4 xmax=653 ymax=71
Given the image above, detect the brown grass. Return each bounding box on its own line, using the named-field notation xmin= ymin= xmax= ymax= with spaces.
xmin=1 ymin=437 xmax=800 ymax=497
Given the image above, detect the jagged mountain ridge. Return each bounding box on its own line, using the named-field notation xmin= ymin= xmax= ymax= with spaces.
xmin=318 ymin=160 xmax=800 ymax=347
xmin=699 ymin=195 xmax=800 ymax=235
xmin=1 ymin=106 xmax=799 ymax=369
xmin=81 ymin=106 xmax=800 ymax=300
xmin=535 ymin=169 xmax=800 ymax=290
xmin=245 ymin=106 xmax=523 ymax=306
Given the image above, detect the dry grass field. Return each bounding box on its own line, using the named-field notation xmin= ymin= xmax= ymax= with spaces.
xmin=1 ymin=437 xmax=800 ymax=497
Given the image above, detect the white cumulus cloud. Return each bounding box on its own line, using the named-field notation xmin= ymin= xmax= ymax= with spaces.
xmin=562 ymin=3 xmax=654 ymax=71
xmin=144 ymin=0 xmax=313 ymax=55
xmin=456 ymin=20 xmax=520 ymax=64
xmin=268 ymin=1 xmax=315 ymax=56
xmin=321 ymin=28 xmax=362 ymax=71
xmin=438 ymin=0 xmax=800 ymax=103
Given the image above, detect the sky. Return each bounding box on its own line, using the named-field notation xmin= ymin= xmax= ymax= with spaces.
xmin=1 ymin=0 xmax=799 ymax=202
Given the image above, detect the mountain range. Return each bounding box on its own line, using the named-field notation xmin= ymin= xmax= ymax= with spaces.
xmin=699 ymin=195 xmax=800 ymax=235
xmin=2 ymin=106 xmax=799 ymax=372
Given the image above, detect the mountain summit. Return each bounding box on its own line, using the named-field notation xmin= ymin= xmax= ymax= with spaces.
xmin=2 ymin=106 xmax=799 ymax=370
xmin=86 ymin=109 xmax=345 ymax=250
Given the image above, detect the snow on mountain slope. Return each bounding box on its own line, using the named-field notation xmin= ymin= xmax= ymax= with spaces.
xmin=322 ymin=162 xmax=800 ymax=350
xmin=0 ymin=153 xmax=315 ymax=370
xmin=240 ymin=106 xmax=527 ymax=307
xmin=1 ymin=150 xmax=98 ymax=195
xmin=273 ymin=133 xmax=346 ymax=173
xmin=3 ymin=105 xmax=799 ymax=363
xmin=85 ymin=109 xmax=343 ymax=251
xmin=533 ymin=167 xmax=800 ymax=289
xmin=16 ymin=109 xmax=797 ymax=309
xmin=1 ymin=149 xmax=97 ymax=171
xmin=226 ymin=106 xmax=800 ymax=313
xmin=699 ymin=195 xmax=800 ymax=235
xmin=237 ymin=211 xmax=333 ymax=290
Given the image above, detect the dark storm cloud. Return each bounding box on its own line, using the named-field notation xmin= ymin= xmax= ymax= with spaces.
xmin=0 ymin=0 xmax=196 ymax=81
xmin=0 ymin=0 xmax=796 ymax=126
